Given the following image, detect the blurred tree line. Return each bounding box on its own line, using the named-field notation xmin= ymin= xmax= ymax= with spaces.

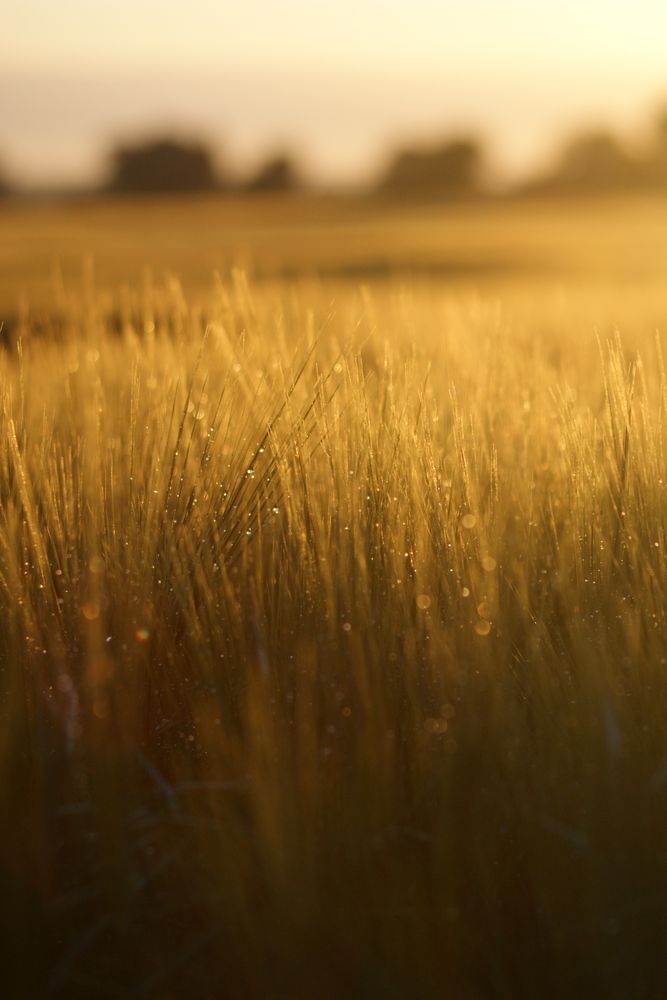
xmin=105 ymin=138 xmax=301 ymax=195
xmin=376 ymin=137 xmax=481 ymax=198
xmin=1 ymin=105 xmax=667 ymax=200
xmin=524 ymin=110 xmax=667 ymax=195
xmin=377 ymin=106 xmax=667 ymax=199
xmin=0 ymin=140 xmax=303 ymax=199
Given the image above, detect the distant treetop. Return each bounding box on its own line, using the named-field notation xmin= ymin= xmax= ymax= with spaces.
xmin=243 ymin=154 xmax=302 ymax=194
xmin=519 ymin=118 xmax=667 ymax=196
xmin=106 ymin=137 xmax=222 ymax=194
xmin=377 ymin=137 xmax=484 ymax=199
xmin=648 ymin=105 xmax=667 ymax=182
xmin=0 ymin=164 xmax=12 ymax=199
xmin=549 ymin=130 xmax=642 ymax=192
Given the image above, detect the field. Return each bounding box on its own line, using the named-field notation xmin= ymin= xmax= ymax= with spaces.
xmin=3 ymin=194 xmax=667 ymax=998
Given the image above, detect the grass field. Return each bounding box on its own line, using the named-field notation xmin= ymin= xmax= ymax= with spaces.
xmin=2 ymin=194 xmax=667 ymax=998
xmin=4 ymin=192 xmax=667 ymax=309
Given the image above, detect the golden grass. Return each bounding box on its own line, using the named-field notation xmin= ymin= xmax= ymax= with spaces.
xmin=2 ymin=205 xmax=667 ymax=997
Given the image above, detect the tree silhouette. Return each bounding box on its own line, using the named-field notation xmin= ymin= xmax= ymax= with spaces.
xmin=646 ymin=106 xmax=667 ymax=185
xmin=106 ymin=137 xmax=221 ymax=194
xmin=654 ymin=106 xmax=667 ymax=146
xmin=544 ymin=130 xmax=641 ymax=192
xmin=0 ymin=163 xmax=11 ymax=199
xmin=244 ymin=154 xmax=302 ymax=193
xmin=378 ymin=137 xmax=483 ymax=199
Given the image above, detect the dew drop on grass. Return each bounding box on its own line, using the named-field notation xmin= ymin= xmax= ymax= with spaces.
xmin=474 ymin=619 xmax=492 ymax=637
xmin=424 ymin=717 xmax=448 ymax=735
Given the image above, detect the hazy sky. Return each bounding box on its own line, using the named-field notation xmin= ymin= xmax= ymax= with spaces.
xmin=3 ymin=0 xmax=667 ymax=186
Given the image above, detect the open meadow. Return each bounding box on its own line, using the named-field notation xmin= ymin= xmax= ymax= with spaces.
xmin=2 ymin=194 xmax=667 ymax=997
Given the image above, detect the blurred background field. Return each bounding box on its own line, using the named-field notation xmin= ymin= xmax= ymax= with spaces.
xmin=3 ymin=192 xmax=667 ymax=320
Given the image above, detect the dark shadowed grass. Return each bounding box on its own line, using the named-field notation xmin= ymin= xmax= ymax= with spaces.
xmin=1 ymin=276 xmax=667 ymax=998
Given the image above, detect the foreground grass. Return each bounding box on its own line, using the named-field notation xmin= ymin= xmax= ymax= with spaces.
xmin=2 ymin=272 xmax=667 ymax=998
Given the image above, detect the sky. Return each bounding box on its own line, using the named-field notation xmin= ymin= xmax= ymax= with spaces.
xmin=3 ymin=0 xmax=667 ymax=187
